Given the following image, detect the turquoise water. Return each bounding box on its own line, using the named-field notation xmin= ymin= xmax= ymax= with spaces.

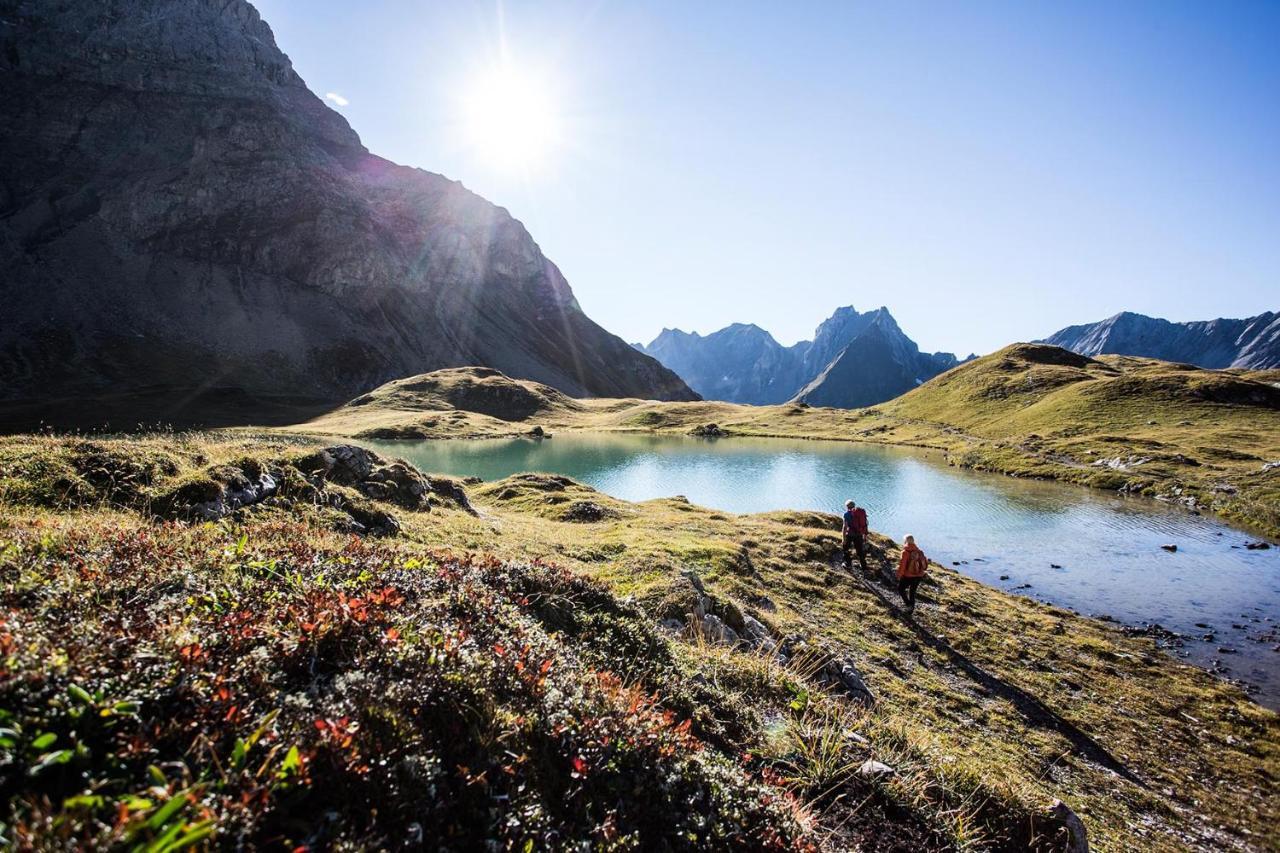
xmin=357 ymin=432 xmax=1280 ymax=706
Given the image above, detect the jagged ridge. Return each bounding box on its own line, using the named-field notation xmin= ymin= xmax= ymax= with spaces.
xmin=639 ymin=306 xmax=964 ymax=407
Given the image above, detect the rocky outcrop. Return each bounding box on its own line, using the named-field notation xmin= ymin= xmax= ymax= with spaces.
xmin=1042 ymin=311 xmax=1280 ymax=369
xmin=154 ymin=444 xmax=472 ymax=535
xmin=0 ymin=0 xmax=695 ymax=428
xmin=639 ymin=306 xmax=965 ymax=408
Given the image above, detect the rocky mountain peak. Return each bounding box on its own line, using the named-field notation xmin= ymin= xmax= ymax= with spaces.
xmin=639 ymin=303 xmax=959 ymax=408
xmin=0 ymin=0 xmax=696 ymax=427
xmin=1042 ymin=310 xmax=1280 ymax=369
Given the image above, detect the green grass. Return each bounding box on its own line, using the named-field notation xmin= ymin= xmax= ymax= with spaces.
xmin=2 ymin=432 xmax=1276 ymax=851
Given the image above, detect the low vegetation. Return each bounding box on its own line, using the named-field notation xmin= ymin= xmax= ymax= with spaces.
xmin=283 ymin=344 xmax=1280 ymax=537
xmin=2 ymin=433 xmax=1276 ymax=850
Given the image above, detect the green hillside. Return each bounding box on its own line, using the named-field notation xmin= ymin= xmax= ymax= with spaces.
xmin=1 ymin=433 xmax=1275 ymax=850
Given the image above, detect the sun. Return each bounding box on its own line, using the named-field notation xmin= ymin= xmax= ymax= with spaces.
xmin=463 ymin=64 xmax=560 ymax=172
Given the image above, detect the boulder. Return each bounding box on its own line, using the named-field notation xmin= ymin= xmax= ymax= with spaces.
xmin=741 ymin=614 xmax=774 ymax=649
xmin=697 ymin=614 xmax=739 ymax=645
xmin=189 ymin=471 xmax=278 ymax=521
xmin=689 ymin=423 xmax=729 ymax=437
xmin=822 ymin=657 xmax=875 ymax=706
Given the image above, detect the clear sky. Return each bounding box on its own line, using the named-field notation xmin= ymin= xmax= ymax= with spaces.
xmin=254 ymin=0 xmax=1279 ymax=356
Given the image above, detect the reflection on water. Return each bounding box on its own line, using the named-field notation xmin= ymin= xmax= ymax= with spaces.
xmin=357 ymin=433 xmax=1280 ymax=707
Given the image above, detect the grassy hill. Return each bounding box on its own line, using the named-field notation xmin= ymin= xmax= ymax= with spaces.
xmin=1 ymin=433 xmax=1275 ymax=850
xmin=286 ymin=345 xmax=1280 ymax=537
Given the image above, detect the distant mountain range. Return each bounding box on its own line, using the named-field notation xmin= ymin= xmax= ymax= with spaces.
xmin=636 ymin=306 xmax=967 ymax=407
xmin=1042 ymin=311 xmax=1280 ymax=369
xmin=0 ymin=0 xmax=694 ymax=428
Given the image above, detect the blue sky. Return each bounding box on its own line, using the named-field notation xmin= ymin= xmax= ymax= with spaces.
xmin=254 ymin=0 xmax=1279 ymax=356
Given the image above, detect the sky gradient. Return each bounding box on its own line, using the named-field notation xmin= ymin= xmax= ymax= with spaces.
xmin=254 ymin=0 xmax=1279 ymax=356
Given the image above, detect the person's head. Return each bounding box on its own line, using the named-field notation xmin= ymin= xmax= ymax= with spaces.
xmin=845 ymin=500 xmax=855 ymax=510
xmin=903 ymin=534 xmax=916 ymax=547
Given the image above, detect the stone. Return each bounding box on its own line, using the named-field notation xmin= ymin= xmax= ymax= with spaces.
xmin=681 ymin=569 xmax=707 ymax=595
xmin=823 ymin=658 xmax=875 ymax=706
xmin=561 ymin=501 xmax=617 ymax=523
xmin=740 ymin=615 xmax=775 ymax=651
xmin=1245 ymin=541 xmax=1271 ymax=550
xmin=189 ymin=470 xmax=278 ymax=520
xmin=688 ymin=423 xmax=729 ymax=437
xmin=857 ymin=759 xmax=895 ymax=778
xmin=1161 ymin=544 xmax=1177 ymax=553
xmin=1049 ymin=799 xmax=1089 ymax=853
xmin=698 ymin=614 xmax=739 ymax=645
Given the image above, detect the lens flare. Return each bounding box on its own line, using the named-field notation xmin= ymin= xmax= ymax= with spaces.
xmin=463 ymin=64 xmax=560 ymax=171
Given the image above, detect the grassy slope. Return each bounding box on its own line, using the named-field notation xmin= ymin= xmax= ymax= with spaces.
xmin=2 ymin=435 xmax=1276 ymax=851
xmin=283 ymin=346 xmax=1280 ymax=538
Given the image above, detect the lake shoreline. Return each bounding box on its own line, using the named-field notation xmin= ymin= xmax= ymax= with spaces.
xmin=352 ymin=431 xmax=1280 ymax=709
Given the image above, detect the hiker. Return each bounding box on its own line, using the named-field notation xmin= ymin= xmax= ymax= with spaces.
xmin=841 ymin=499 xmax=869 ymax=572
xmin=896 ymin=535 xmax=928 ymax=612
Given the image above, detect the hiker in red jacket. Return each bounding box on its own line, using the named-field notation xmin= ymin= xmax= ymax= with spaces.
xmin=841 ymin=499 xmax=869 ymax=573
xmin=896 ymin=535 xmax=928 ymax=612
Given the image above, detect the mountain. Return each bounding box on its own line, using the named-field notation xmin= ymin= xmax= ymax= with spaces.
xmin=1042 ymin=311 xmax=1280 ymax=369
xmin=640 ymin=324 xmax=808 ymax=405
xmin=638 ymin=306 xmax=962 ymax=407
xmin=791 ymin=311 xmax=961 ymax=407
xmin=0 ymin=0 xmax=695 ymax=428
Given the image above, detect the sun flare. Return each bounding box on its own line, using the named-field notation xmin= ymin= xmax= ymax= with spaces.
xmin=463 ymin=64 xmax=560 ymax=171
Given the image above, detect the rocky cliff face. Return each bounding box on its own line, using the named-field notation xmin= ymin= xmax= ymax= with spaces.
xmin=1042 ymin=311 xmax=1280 ymax=369
xmin=641 ymin=324 xmax=807 ymax=405
xmin=638 ymin=306 xmax=962 ymax=408
xmin=791 ymin=311 xmax=961 ymax=408
xmin=0 ymin=0 xmax=695 ymax=426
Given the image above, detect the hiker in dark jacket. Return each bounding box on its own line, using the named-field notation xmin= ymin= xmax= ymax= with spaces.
xmin=841 ymin=499 xmax=869 ymax=573
xmin=896 ymin=535 xmax=928 ymax=612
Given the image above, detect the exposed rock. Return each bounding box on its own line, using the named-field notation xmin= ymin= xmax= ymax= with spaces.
xmin=857 ymin=760 xmax=895 ymax=779
xmin=561 ymin=501 xmax=617 ymax=523
xmin=1048 ymin=799 xmax=1089 ymax=853
xmin=0 ymin=0 xmax=696 ymax=428
xmin=821 ymin=658 xmax=876 ymax=706
xmin=740 ymin=615 xmax=776 ymax=652
xmin=1245 ymin=541 xmax=1271 ymax=550
xmin=294 ymin=445 xmax=473 ymax=512
xmin=188 ymin=472 xmax=278 ymax=521
xmin=688 ymin=423 xmax=729 ymax=437
xmin=426 ymin=477 xmax=476 ymax=514
xmin=681 ymin=570 xmax=707 ymax=595
xmin=1042 ymin=310 xmax=1280 ymax=370
xmin=792 ymin=311 xmax=970 ymax=409
xmin=1161 ymin=544 xmax=1178 ymax=553
xmin=639 ymin=306 xmax=966 ymax=408
xmin=697 ymin=614 xmax=739 ymax=645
